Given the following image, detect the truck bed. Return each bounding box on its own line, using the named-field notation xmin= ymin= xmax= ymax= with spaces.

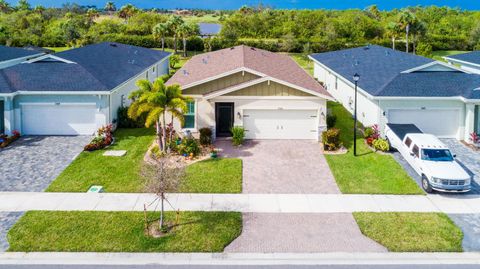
xmin=386 ymin=124 xmax=423 ymax=141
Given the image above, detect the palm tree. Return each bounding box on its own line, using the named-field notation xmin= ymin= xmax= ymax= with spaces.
xmin=385 ymin=21 xmax=402 ymax=50
xmin=86 ymin=8 xmax=100 ymax=23
xmin=166 ymin=15 xmax=184 ymax=54
xmin=410 ymin=19 xmax=427 ymax=54
xmin=398 ymin=10 xmax=415 ymax=53
xmin=118 ymin=3 xmax=137 ymax=20
xmin=177 ymin=22 xmax=199 ymax=57
xmin=16 ymin=0 xmax=30 ymax=11
xmin=128 ymin=78 xmax=190 ymax=153
xmin=104 ymin=1 xmax=116 ymax=16
xmin=0 ymin=0 xmax=11 ymax=13
xmin=152 ymin=23 xmax=169 ymax=51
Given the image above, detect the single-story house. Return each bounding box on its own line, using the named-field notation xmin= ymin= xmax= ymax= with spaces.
xmin=444 ymin=51 xmax=480 ymax=74
xmin=0 ymin=42 xmax=170 ymax=135
xmin=309 ymin=45 xmax=480 ymax=141
xmin=166 ymin=45 xmax=332 ymax=140
xmin=0 ymin=45 xmax=45 ymax=69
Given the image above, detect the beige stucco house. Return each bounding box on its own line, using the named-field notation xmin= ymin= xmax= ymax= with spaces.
xmin=166 ymin=45 xmax=332 ymax=141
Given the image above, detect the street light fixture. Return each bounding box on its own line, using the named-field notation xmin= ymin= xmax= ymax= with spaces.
xmin=353 ymin=73 xmax=360 ymax=156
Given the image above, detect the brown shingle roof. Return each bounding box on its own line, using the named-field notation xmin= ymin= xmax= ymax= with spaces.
xmin=167 ymin=45 xmax=330 ymax=98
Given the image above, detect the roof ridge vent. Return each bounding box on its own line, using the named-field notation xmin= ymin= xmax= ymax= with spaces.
xmin=110 ymin=43 xmax=117 ymax=47
xmin=385 ymin=50 xmax=390 ymax=56
xmin=230 ymin=47 xmax=235 ymax=50
xmin=183 ymin=70 xmax=189 ymax=76
xmin=250 ymin=47 xmax=256 ymax=51
xmin=202 ymin=58 xmax=208 ymax=64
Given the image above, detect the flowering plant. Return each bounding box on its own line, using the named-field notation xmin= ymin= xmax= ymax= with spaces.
xmin=470 ymin=132 xmax=479 ymax=144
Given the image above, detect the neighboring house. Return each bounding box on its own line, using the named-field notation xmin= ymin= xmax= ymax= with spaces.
xmin=0 ymin=42 xmax=170 ymax=136
xmin=444 ymin=51 xmax=480 ymax=74
xmin=0 ymin=45 xmax=45 ymax=69
xmin=310 ymin=45 xmax=480 ymax=141
xmin=166 ymin=45 xmax=332 ymax=140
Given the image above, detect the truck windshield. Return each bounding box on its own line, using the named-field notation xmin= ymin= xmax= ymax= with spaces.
xmin=421 ymin=149 xmax=454 ymax=162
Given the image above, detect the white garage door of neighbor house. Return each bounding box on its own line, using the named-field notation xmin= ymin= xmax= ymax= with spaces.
xmin=243 ymin=109 xmax=318 ymax=139
xmin=21 ymin=104 xmax=97 ymax=135
xmin=388 ymin=109 xmax=460 ymax=138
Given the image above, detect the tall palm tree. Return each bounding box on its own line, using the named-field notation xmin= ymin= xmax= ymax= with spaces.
xmin=398 ymin=10 xmax=415 ymax=53
xmin=152 ymin=23 xmax=169 ymax=51
xmin=104 ymin=1 xmax=116 ymax=16
xmin=0 ymin=0 xmax=11 ymax=13
xmin=86 ymin=8 xmax=100 ymax=23
xmin=177 ymin=22 xmax=199 ymax=57
xmin=118 ymin=4 xmax=137 ymax=20
xmin=166 ymin=15 xmax=184 ymax=54
xmin=410 ymin=19 xmax=427 ymax=54
xmin=385 ymin=21 xmax=402 ymax=50
xmin=128 ymin=78 xmax=190 ymax=153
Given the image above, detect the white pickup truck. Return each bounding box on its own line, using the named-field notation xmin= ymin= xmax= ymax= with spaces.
xmin=385 ymin=123 xmax=471 ymax=193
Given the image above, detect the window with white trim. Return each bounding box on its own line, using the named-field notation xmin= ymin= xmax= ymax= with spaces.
xmin=183 ymin=101 xmax=195 ymax=129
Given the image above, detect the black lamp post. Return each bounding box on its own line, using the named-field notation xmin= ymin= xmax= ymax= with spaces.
xmin=353 ymin=73 xmax=360 ymax=156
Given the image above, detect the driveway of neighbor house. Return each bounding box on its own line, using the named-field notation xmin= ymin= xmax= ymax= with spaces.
xmin=215 ymin=139 xmax=340 ymax=194
xmin=0 ymin=135 xmax=89 ymax=252
xmin=0 ymin=136 xmax=91 ymax=192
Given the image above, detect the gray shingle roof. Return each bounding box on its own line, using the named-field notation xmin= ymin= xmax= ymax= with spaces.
xmin=376 ymin=72 xmax=480 ymax=99
xmin=0 ymin=45 xmax=41 ymax=62
xmin=445 ymin=51 xmax=480 ymax=66
xmin=0 ymin=42 xmax=170 ymax=93
xmin=310 ymin=45 xmax=480 ymax=99
xmin=310 ymin=45 xmax=433 ymax=96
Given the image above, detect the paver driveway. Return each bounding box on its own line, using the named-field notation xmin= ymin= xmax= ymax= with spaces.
xmin=216 ymin=140 xmax=340 ymax=194
xmin=0 ymin=136 xmax=91 ymax=192
xmin=225 ymin=213 xmax=387 ymax=253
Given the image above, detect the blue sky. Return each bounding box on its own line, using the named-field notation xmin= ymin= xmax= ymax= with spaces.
xmin=7 ymin=0 xmax=480 ymax=10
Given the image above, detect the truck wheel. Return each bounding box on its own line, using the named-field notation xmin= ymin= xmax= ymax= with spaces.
xmin=422 ymin=176 xmax=433 ymax=193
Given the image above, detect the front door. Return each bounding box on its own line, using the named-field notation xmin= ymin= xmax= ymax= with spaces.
xmin=215 ymin=102 xmax=234 ymax=137
xmin=0 ymin=101 xmax=4 ymax=134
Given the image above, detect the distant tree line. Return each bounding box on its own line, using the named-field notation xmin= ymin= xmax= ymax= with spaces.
xmin=0 ymin=1 xmax=478 ymax=56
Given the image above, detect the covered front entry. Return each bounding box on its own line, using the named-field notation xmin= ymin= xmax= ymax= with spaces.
xmin=243 ymin=109 xmax=318 ymax=139
xmin=21 ymin=103 xmax=98 ymax=135
xmin=215 ymin=102 xmax=234 ymax=137
xmin=388 ymin=108 xmax=460 ymax=138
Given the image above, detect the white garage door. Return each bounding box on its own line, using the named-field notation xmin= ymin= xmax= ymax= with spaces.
xmin=243 ymin=109 xmax=318 ymax=139
xmin=21 ymin=104 xmax=97 ymax=135
xmin=388 ymin=109 xmax=460 ymax=138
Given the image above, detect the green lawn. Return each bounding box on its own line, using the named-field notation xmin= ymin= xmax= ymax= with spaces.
xmin=287 ymin=53 xmax=314 ymax=76
xmin=47 ymin=128 xmax=242 ymax=193
xmin=431 ymin=50 xmax=468 ymax=62
xmin=354 ymin=212 xmax=463 ymax=252
xmin=181 ymin=158 xmax=242 ymax=193
xmin=8 ymin=211 xmax=242 ymax=252
xmin=47 ymin=128 xmax=156 ymax=193
xmin=183 ymin=14 xmax=225 ymax=24
xmin=325 ymin=102 xmax=422 ymax=194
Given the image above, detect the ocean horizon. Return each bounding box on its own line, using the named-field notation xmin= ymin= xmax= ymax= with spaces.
xmin=5 ymin=0 xmax=480 ymax=10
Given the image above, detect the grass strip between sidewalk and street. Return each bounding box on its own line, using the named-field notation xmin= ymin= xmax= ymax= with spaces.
xmin=325 ymin=102 xmax=423 ymax=194
xmin=7 ymin=211 xmax=242 ymax=252
xmin=354 ymin=212 xmax=463 ymax=252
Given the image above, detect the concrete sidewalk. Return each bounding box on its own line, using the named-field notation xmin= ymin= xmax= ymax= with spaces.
xmin=1 ymin=192 xmax=480 ymax=213
xmin=0 ymin=252 xmax=479 ymax=265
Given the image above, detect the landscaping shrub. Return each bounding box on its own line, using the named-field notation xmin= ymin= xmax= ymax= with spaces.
xmin=178 ymin=137 xmax=201 ymax=157
xmin=84 ymin=124 xmax=114 ymax=151
xmin=117 ymin=107 xmax=145 ymax=128
xmin=322 ymin=128 xmax=342 ymax=151
xmin=230 ymin=126 xmax=245 ymax=146
xmin=373 ymin=138 xmax=390 ymax=152
xmin=0 ymin=130 xmax=21 ymax=148
xmin=199 ymin=127 xmax=213 ymax=145
xmin=326 ymin=114 xmax=337 ymax=129
xmin=364 ymin=127 xmax=374 ymax=139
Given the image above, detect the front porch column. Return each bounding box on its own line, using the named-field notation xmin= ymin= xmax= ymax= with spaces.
xmin=464 ymin=103 xmax=475 ymax=141
xmin=3 ymin=97 xmax=15 ymax=135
